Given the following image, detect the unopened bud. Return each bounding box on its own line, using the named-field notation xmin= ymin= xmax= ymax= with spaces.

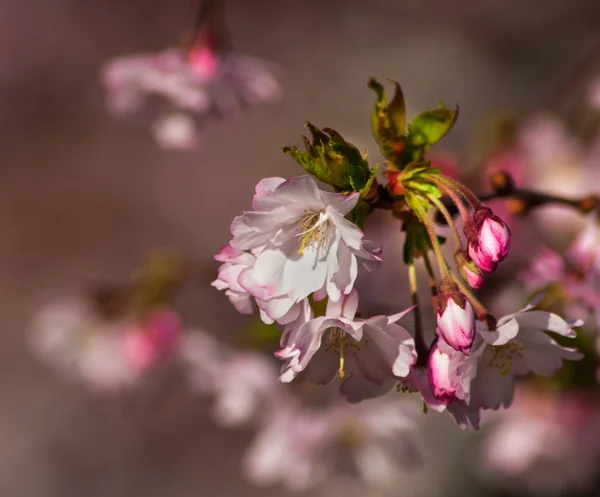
xmin=436 ymin=281 xmax=475 ymax=353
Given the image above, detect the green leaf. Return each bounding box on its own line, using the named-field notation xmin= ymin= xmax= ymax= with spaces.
xmin=387 ymin=81 xmax=406 ymax=134
xmin=368 ymin=78 xmax=407 ymax=165
xmin=409 ymin=105 xmax=459 ymax=149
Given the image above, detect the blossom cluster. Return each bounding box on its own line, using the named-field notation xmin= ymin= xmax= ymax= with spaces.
xmin=212 ymin=76 xmax=584 ymax=429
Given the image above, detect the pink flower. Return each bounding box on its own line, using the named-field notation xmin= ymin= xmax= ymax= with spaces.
xmin=229 ymin=176 xmax=380 ymax=304
xmin=30 ymin=299 xmax=142 ymax=393
xmin=212 ymin=243 xmax=305 ymax=325
xmin=436 ymin=283 xmax=476 ymax=353
xmin=276 ymin=290 xmax=416 ymax=400
xmin=480 ymin=386 xmax=600 ymax=495
xmin=469 ymin=304 xmax=583 ymax=412
xmin=101 ymin=43 xmax=280 ymax=149
xmin=123 ymin=308 xmax=181 ymax=373
xmin=243 ymin=397 xmax=421 ymax=490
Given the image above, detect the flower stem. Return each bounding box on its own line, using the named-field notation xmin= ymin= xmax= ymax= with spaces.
xmin=412 ymin=199 xmax=451 ymax=281
xmin=408 ymin=262 xmax=428 ymax=365
xmin=430 ymin=174 xmax=482 ymax=209
xmin=450 ymin=271 xmax=488 ymax=321
xmin=426 ymin=175 xmax=472 ymax=224
xmin=430 ymin=195 xmax=463 ymax=251
xmin=421 ymin=250 xmax=439 ymax=310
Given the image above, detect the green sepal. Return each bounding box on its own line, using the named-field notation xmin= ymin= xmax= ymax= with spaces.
xmin=403 ymin=180 xmax=442 ymax=200
xmin=404 ymin=192 xmax=431 ymax=221
xmin=284 ymin=123 xmax=375 ymax=193
xmin=409 ymin=104 xmax=459 ymax=150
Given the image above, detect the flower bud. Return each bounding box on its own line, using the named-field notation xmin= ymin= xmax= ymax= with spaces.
xmin=454 ymin=251 xmax=484 ymax=289
xmin=436 ymin=282 xmax=475 ymax=353
xmin=427 ymin=341 xmax=458 ymax=403
xmin=468 ymin=241 xmax=498 ymax=274
xmin=473 ymin=207 xmax=511 ymax=263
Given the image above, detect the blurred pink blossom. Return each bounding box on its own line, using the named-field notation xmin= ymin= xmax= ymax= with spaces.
xmin=101 ymin=43 xmax=280 ymax=149
xmin=480 ymin=386 xmax=600 ymax=496
xmin=243 ymin=396 xmax=421 ymax=491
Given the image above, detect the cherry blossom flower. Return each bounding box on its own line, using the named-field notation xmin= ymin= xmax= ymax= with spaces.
xmin=30 ymin=300 xmax=142 ymax=392
xmin=229 ymin=176 xmax=380 ymax=305
xmin=521 ymin=216 xmax=600 ymax=327
xmin=30 ymin=299 xmax=187 ymax=393
xmin=101 ymin=40 xmax=280 ymax=149
xmin=469 ymin=305 xmax=583 ymax=412
xmin=243 ymin=396 xmax=421 ymax=491
xmin=183 ymin=332 xmax=283 ymax=427
xmin=276 ymin=290 xmax=416 ymax=401
xmin=212 ymin=243 xmax=304 ymax=324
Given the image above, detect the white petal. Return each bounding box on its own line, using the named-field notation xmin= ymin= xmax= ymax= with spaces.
xmin=319 ymin=191 xmax=360 ymax=215
xmin=516 ymin=310 xmax=579 ymax=338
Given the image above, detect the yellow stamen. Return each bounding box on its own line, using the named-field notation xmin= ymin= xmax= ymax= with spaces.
xmin=338 ymin=342 xmax=345 ymax=378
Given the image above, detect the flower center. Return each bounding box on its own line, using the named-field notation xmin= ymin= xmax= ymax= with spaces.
xmin=486 ymin=341 xmax=526 ymax=376
xmin=323 ymin=327 xmax=362 ymax=379
xmin=297 ymin=211 xmax=330 ymax=256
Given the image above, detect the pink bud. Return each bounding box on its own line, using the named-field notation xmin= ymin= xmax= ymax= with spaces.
xmin=463 ymin=265 xmax=484 ymax=289
xmin=436 ymin=285 xmax=475 ymax=353
xmin=427 ymin=342 xmax=458 ymax=403
xmin=468 ymin=241 xmax=498 ymax=274
xmin=475 ymin=208 xmax=511 ymax=263
xmin=455 ymin=251 xmax=484 ymax=289
xmin=189 ymin=46 xmax=219 ymax=80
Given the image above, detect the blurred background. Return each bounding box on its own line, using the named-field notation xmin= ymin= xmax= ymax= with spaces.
xmin=2 ymin=0 xmax=600 ymax=496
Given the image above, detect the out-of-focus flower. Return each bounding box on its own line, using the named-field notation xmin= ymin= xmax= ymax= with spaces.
xmin=123 ymin=307 xmax=181 ymax=373
xmin=101 ymin=39 xmax=280 ymax=149
xmin=276 ymin=290 xmax=416 ymax=401
xmin=30 ymin=299 xmax=185 ymax=393
xmin=479 ymin=386 xmax=600 ymax=496
xmin=521 ymin=215 xmax=600 ymax=328
xmin=243 ymin=396 xmax=421 ymax=491
xmin=436 ymin=282 xmax=476 ymax=353
xmin=31 ymin=300 xmax=139 ymax=392
xmin=229 ymin=176 xmax=380 ymax=306
xmin=183 ymin=332 xmax=283 ymax=427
